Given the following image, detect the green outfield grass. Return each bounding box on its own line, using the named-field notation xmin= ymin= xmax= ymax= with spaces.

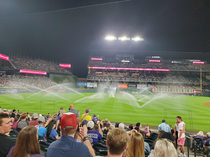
xmin=1 ymin=92 xmax=210 ymax=132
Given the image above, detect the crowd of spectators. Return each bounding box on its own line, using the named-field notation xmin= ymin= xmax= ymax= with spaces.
xmin=1 ymin=106 xmax=210 ymax=157
xmin=0 ymin=75 xmax=55 ymax=88
xmin=87 ymin=73 xmax=210 ymax=85
xmin=88 ymin=60 xmax=210 ymax=71
xmin=10 ymin=57 xmax=71 ymax=74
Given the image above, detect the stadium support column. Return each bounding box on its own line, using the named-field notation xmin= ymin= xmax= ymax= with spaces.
xmin=200 ymin=65 xmax=202 ymax=96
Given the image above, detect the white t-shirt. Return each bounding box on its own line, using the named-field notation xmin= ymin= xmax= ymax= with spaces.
xmin=178 ymin=121 xmax=185 ymax=138
xmin=175 ymin=122 xmax=179 ymax=131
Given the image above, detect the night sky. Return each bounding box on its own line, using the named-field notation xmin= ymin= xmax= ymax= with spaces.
xmin=0 ymin=0 xmax=209 ymax=77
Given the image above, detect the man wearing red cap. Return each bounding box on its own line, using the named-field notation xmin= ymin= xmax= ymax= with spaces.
xmin=47 ymin=113 xmax=95 ymax=157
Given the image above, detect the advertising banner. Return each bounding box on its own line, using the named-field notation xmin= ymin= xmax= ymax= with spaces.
xmin=77 ymin=82 xmax=87 ymax=87
xmin=117 ymin=84 xmax=127 ymax=88
xmin=87 ymin=82 xmax=97 ymax=88
xmin=137 ymin=84 xmax=147 ymax=89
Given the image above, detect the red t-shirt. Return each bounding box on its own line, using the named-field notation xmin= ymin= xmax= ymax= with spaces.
xmin=28 ymin=120 xmax=39 ymax=126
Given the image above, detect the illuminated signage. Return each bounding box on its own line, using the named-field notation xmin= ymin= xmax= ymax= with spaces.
xmin=193 ymin=61 xmax=204 ymax=64
xmin=149 ymin=60 xmax=160 ymax=63
xmin=20 ymin=69 xmax=47 ymax=75
xmin=88 ymin=67 xmax=170 ymax=71
xmin=59 ymin=64 xmax=71 ymax=68
xmin=0 ymin=54 xmax=9 ymax=61
xmin=91 ymin=58 xmax=103 ymax=61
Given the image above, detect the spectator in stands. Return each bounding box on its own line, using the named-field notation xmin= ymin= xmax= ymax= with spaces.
xmin=0 ymin=113 xmax=16 ymax=157
xmin=28 ymin=113 xmax=39 ymax=126
xmin=115 ymin=122 xmax=119 ymax=128
xmin=136 ymin=122 xmax=150 ymax=136
xmin=56 ymin=108 xmax=65 ymax=130
xmin=46 ymin=120 xmax=60 ymax=140
xmin=47 ymin=112 xmax=95 ymax=157
xmin=11 ymin=115 xmax=20 ymax=131
xmin=10 ymin=109 xmax=16 ymax=118
xmin=149 ymin=133 xmax=177 ymax=157
xmin=7 ymin=125 xmax=44 ymax=157
xmin=92 ymin=114 xmax=99 ymax=123
xmin=139 ymin=131 xmax=151 ymax=153
xmin=37 ymin=116 xmax=53 ymax=141
xmin=153 ymin=130 xmax=165 ymax=148
xmin=169 ymin=124 xmax=174 ymax=136
xmin=158 ymin=119 xmax=170 ymax=132
xmin=103 ymin=122 xmax=111 ymax=135
xmin=177 ymin=116 xmax=186 ymax=157
xmin=68 ymin=104 xmax=79 ymax=121
xmin=128 ymin=124 xmax=133 ymax=131
xmin=203 ymin=132 xmax=210 ymax=151
xmin=195 ymin=131 xmax=204 ymax=140
xmin=119 ymin=123 xmax=125 ymax=129
xmin=106 ymin=128 xmax=129 ymax=157
xmin=174 ymin=120 xmax=179 ymax=148
xmin=17 ymin=112 xmax=31 ymax=130
xmin=124 ymin=130 xmax=145 ymax=157
xmin=81 ymin=107 xmax=92 ymax=122
xmin=87 ymin=120 xmax=103 ymax=145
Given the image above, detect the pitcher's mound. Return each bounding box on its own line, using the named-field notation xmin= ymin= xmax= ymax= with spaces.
xmin=203 ymin=102 xmax=210 ymax=107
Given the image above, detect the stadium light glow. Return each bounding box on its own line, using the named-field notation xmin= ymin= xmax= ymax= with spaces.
xmin=193 ymin=61 xmax=204 ymax=64
xmin=20 ymin=69 xmax=47 ymax=75
xmin=0 ymin=54 xmax=9 ymax=61
xmin=118 ymin=36 xmax=130 ymax=41
xmin=132 ymin=37 xmax=144 ymax=41
xmin=149 ymin=60 xmax=160 ymax=63
xmin=89 ymin=67 xmax=170 ymax=71
xmin=105 ymin=35 xmax=117 ymax=41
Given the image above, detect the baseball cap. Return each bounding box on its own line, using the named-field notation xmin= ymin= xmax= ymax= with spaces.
xmin=119 ymin=123 xmax=125 ymax=129
xmin=106 ymin=123 xmax=110 ymax=126
xmin=207 ymin=132 xmax=210 ymax=137
xmin=136 ymin=122 xmax=141 ymax=127
xmin=82 ymin=120 xmax=88 ymax=126
xmin=32 ymin=113 xmax=38 ymax=119
xmin=161 ymin=132 xmax=175 ymax=142
xmin=87 ymin=121 xmax=95 ymax=129
xmin=60 ymin=113 xmax=77 ymax=131
xmin=162 ymin=119 xmax=166 ymax=123
xmin=38 ymin=116 xmax=45 ymax=123
xmin=39 ymin=114 xmax=42 ymax=117
xmin=92 ymin=114 xmax=96 ymax=117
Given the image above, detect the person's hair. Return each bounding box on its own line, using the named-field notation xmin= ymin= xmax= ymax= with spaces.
xmin=158 ymin=130 xmax=165 ymax=139
xmin=21 ymin=112 xmax=27 ymax=119
xmin=0 ymin=113 xmax=9 ymax=126
xmin=153 ymin=130 xmax=165 ymax=148
xmin=139 ymin=131 xmax=145 ymax=139
xmin=107 ymin=128 xmax=128 ymax=155
xmin=85 ymin=107 xmax=90 ymax=113
xmin=59 ymin=108 xmax=65 ymax=117
xmin=127 ymin=132 xmax=144 ymax=157
xmin=153 ymin=139 xmax=178 ymax=157
xmin=11 ymin=126 xmax=41 ymax=157
xmin=115 ymin=122 xmax=119 ymax=128
xmin=129 ymin=124 xmax=133 ymax=130
xmin=103 ymin=121 xmax=108 ymax=128
xmin=169 ymin=124 xmax=172 ymax=128
xmin=61 ymin=127 xmax=76 ymax=136
xmin=46 ymin=120 xmax=56 ymax=137
xmin=14 ymin=115 xmax=20 ymax=122
xmin=176 ymin=116 xmax=182 ymax=121
xmin=134 ymin=126 xmax=139 ymax=132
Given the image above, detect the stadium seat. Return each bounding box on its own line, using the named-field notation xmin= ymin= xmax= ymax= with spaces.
xmin=47 ymin=136 xmax=56 ymax=143
xmin=93 ymin=143 xmax=108 ymax=156
xmin=39 ymin=140 xmax=50 ymax=157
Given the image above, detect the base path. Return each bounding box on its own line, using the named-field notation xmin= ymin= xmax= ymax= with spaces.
xmin=203 ymin=102 xmax=210 ymax=107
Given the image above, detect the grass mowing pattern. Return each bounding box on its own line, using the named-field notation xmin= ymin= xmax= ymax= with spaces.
xmin=1 ymin=92 xmax=210 ymax=132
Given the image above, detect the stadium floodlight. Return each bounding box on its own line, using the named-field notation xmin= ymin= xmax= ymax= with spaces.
xmin=105 ymin=35 xmax=117 ymax=41
xmin=118 ymin=36 xmax=130 ymax=41
xmin=131 ymin=37 xmax=144 ymax=41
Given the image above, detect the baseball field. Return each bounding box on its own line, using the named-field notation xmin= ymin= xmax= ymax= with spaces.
xmin=1 ymin=92 xmax=210 ymax=132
